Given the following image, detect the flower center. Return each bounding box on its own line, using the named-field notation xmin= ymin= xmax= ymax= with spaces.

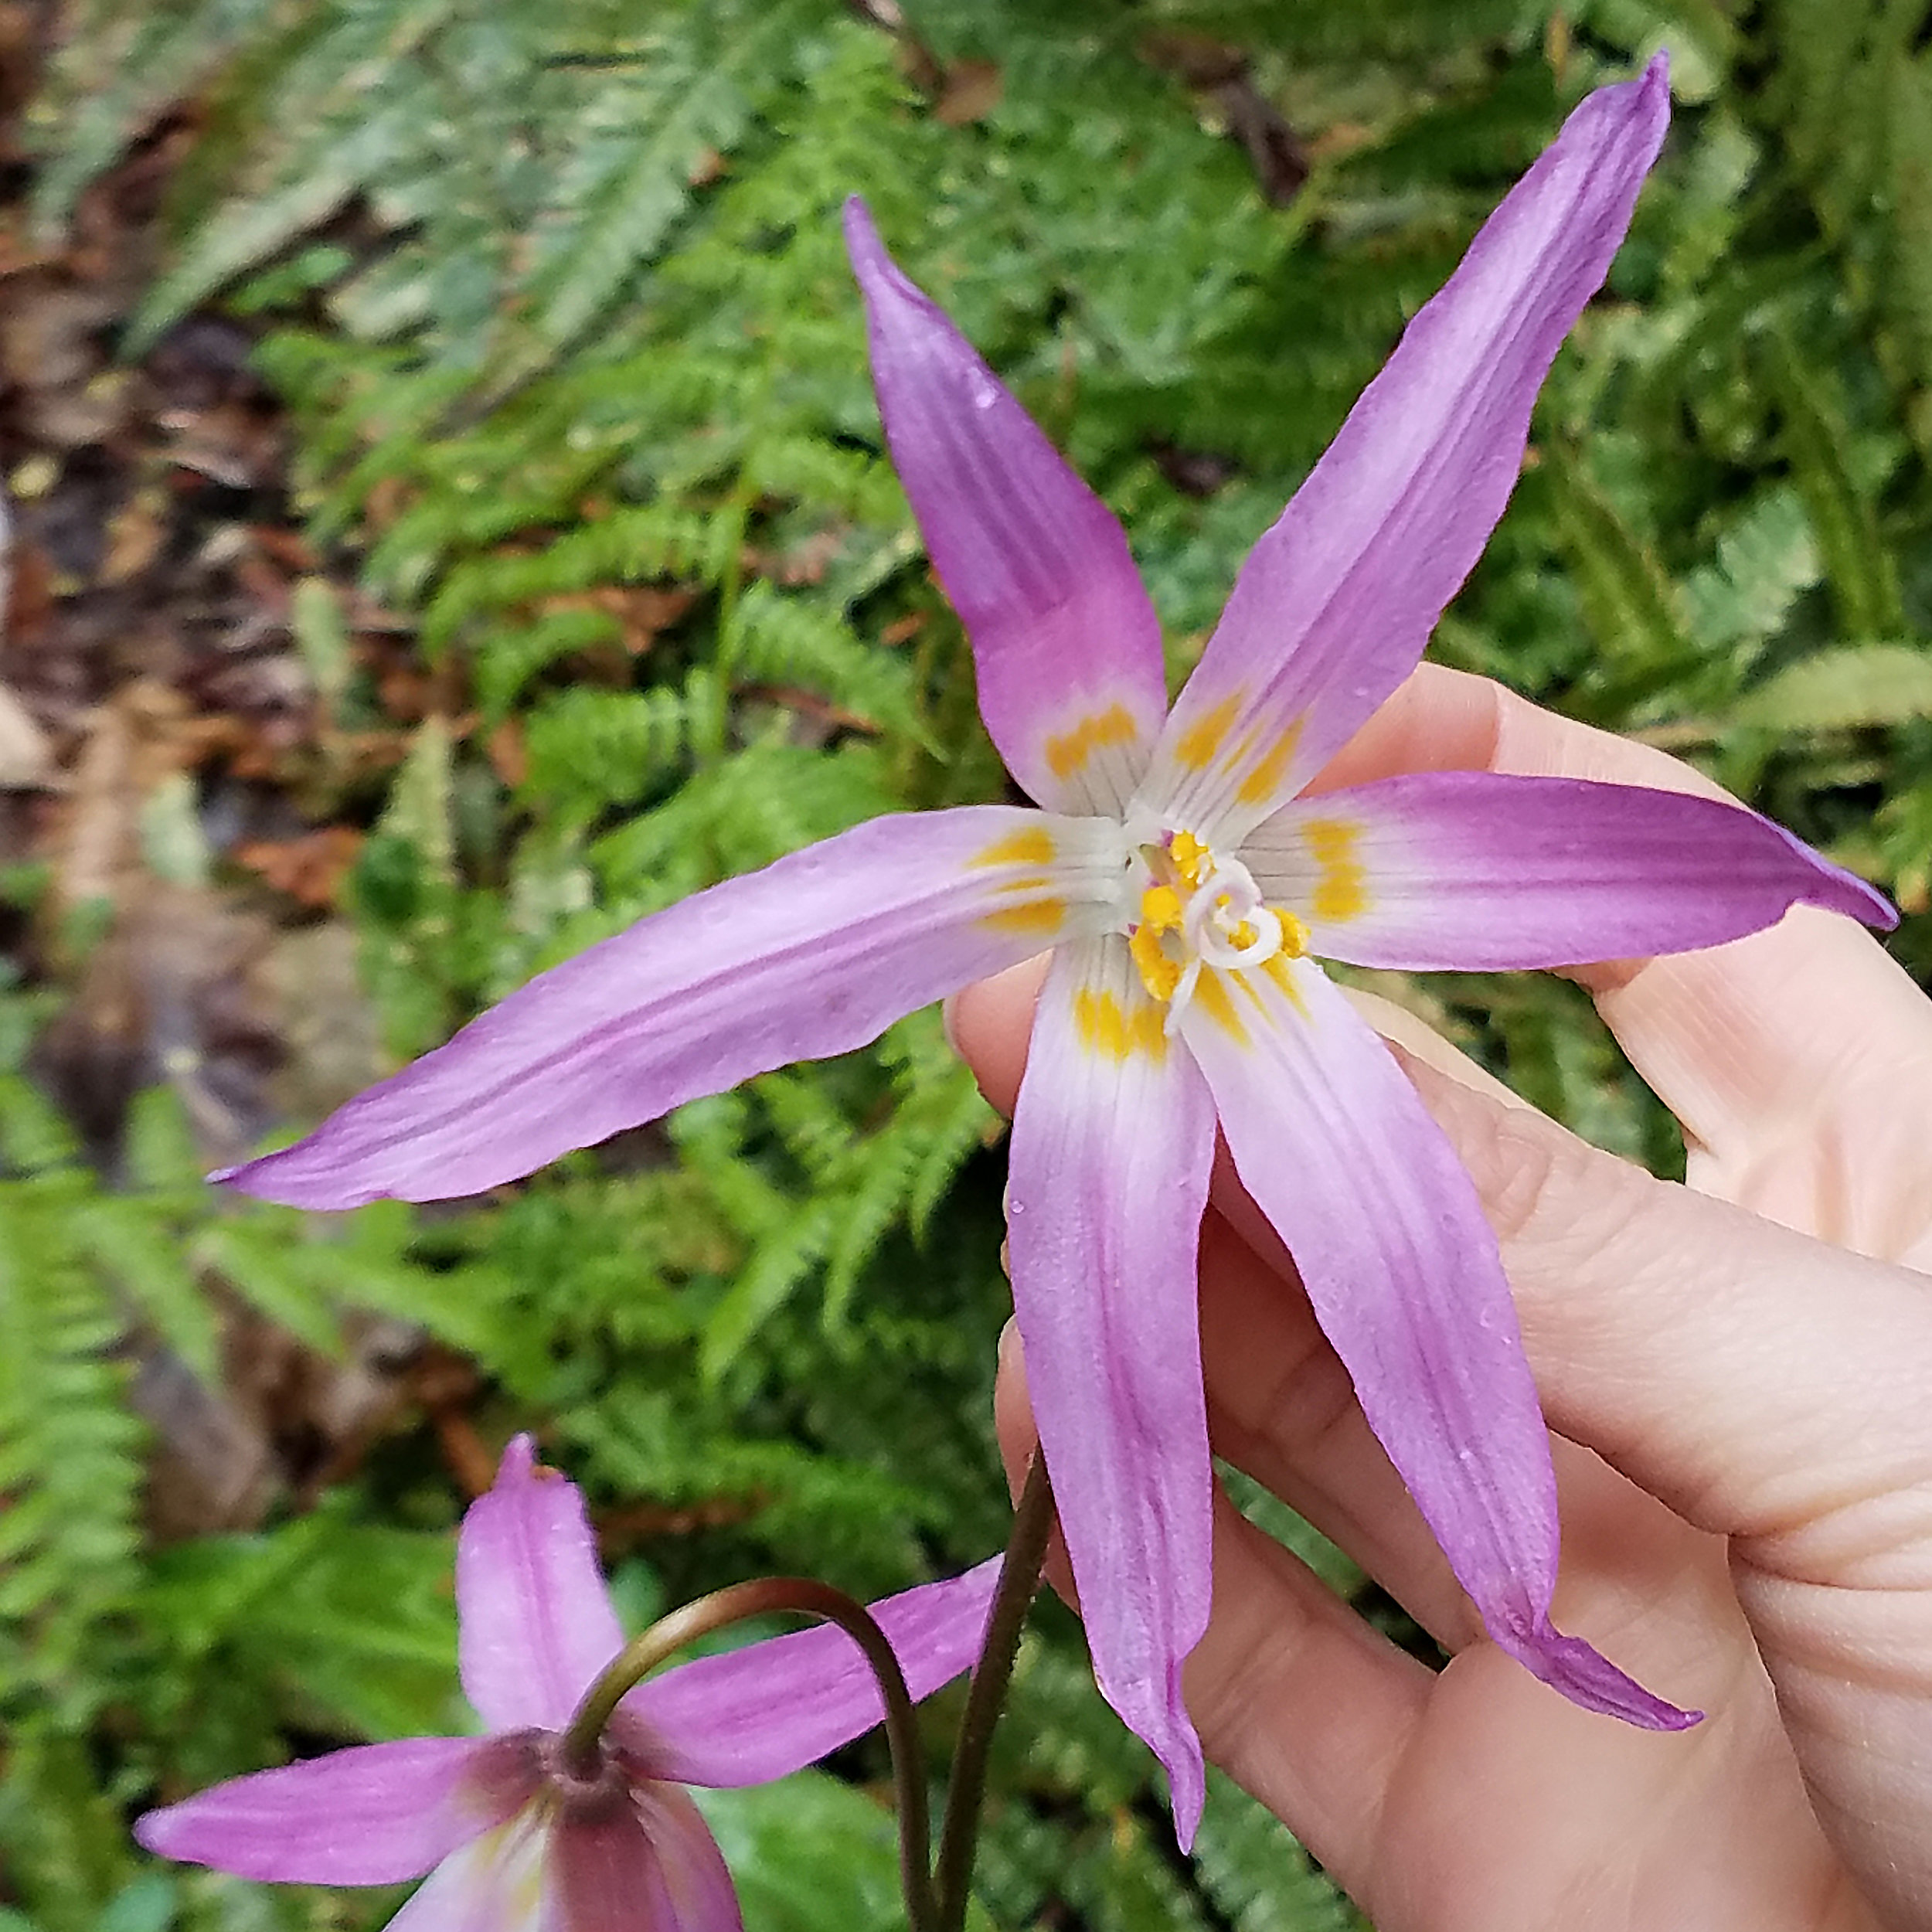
xmin=536 ymin=1730 xmax=634 ymax=1822
xmin=1127 ymin=830 xmax=1308 ymax=1026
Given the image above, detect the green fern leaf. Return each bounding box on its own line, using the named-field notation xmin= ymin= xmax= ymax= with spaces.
xmin=71 ymin=1198 xmax=221 ymax=1386
xmin=699 ymin=1200 xmax=838 ymax=1379
xmin=194 ymin=1220 xmax=344 ymax=1355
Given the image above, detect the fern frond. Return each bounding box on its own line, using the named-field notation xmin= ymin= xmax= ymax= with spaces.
xmin=1680 ymin=484 xmax=1820 ymax=655
xmin=725 ymin=583 xmax=926 ymax=743
xmin=1192 ymin=1771 xmax=1362 ymax=1932
xmin=522 ymin=5 xmax=802 ymax=352
xmin=0 ymin=1179 xmax=144 ymax=1703
xmin=522 ymin=679 xmax=702 ymax=815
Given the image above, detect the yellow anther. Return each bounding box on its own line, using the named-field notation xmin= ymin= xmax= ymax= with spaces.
xmin=1131 ymin=832 xmax=1299 ymax=1013
xmin=1169 ymin=829 xmax=1210 ymax=886
xmin=1139 ymin=883 xmax=1183 ymax=933
xmin=1128 ymin=922 xmax=1182 ymax=1002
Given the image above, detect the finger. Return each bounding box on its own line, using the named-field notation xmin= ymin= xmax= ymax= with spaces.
xmin=1196 ymin=1204 xmax=1478 ymax=1648
xmin=963 ymin=959 xmax=1920 ymax=1623
xmin=992 ymin=1321 xmax=1074 ymax=1590
xmin=1410 ymin=1052 xmax=1932 ymax=1924
xmin=1396 ymin=1043 xmax=1932 ymax=1549
xmin=996 ymin=1317 xmax=1751 ymax=1926
xmin=992 ymin=1322 xmax=1437 ymax=1883
xmin=947 ymin=957 xmax=1049 ymax=1117
xmin=1189 ymin=1488 xmax=1436 ymax=1880
xmin=1300 ymin=660 xmax=1515 ymax=794
xmin=1315 ymin=667 xmax=1932 ymax=1242
xmin=1192 ymin=1029 xmax=1730 ymax=1675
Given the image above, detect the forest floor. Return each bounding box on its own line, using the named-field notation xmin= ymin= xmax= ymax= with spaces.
xmin=0 ymin=0 xmax=499 ymax=1536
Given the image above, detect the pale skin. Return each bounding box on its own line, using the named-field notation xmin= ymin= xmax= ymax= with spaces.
xmin=948 ymin=664 xmax=1932 ymax=1932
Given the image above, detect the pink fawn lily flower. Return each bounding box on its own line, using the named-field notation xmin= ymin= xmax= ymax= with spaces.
xmin=214 ymin=60 xmax=1896 ymax=1844
xmin=137 ymin=1437 xmax=1000 ymax=1930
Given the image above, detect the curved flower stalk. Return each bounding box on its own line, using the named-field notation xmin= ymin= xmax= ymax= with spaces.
xmin=138 ymin=1439 xmax=1001 ymax=1931
xmin=214 ymin=60 xmax=1896 ymax=1845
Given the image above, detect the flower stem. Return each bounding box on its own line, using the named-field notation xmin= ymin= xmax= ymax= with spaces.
xmin=561 ymin=1577 xmax=938 ymax=1932
xmin=933 ymin=1452 xmax=1055 ymax=1932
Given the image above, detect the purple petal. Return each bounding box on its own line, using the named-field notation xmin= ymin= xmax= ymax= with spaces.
xmin=1243 ymin=771 xmax=1897 ymax=969
xmin=846 ymin=200 xmax=1169 ymax=815
xmin=1141 ymin=61 xmax=1671 ymax=840
xmin=641 ymin=1791 xmax=744 ymax=1932
xmin=1179 ymin=954 xmax=1697 ymax=1730
xmin=218 ymin=806 xmax=1124 ymax=1207
xmin=384 ymin=1816 xmax=546 ymax=1932
xmin=1006 ymin=938 xmax=1219 ymax=1845
xmin=459 ymin=1435 xmax=624 ymax=1734
xmin=628 ymin=1558 xmax=1003 ymax=1789
xmin=546 ymin=1789 xmax=741 ymax=1932
xmin=133 ymin=1736 xmax=522 ymax=1884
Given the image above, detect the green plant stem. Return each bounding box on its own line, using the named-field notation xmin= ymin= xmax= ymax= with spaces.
xmin=933 ymin=1452 xmax=1055 ymax=1932
xmin=560 ymin=1576 xmax=938 ymax=1932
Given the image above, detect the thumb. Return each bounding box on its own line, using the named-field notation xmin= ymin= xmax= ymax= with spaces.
xmin=1390 ymin=1042 xmax=1932 ymax=1552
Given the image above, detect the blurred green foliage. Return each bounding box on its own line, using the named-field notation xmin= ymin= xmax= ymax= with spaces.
xmin=6 ymin=0 xmax=1932 ymax=1927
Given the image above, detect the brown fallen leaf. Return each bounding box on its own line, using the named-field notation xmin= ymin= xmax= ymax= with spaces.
xmin=51 ymin=676 xmax=196 ymax=920
xmin=233 ymin=822 xmax=364 ymax=908
xmin=247 ymin=523 xmax=321 ymax=573
xmin=934 ymin=57 xmax=1002 ymax=127
xmin=486 ymin=716 xmax=528 ymax=787
xmin=100 ymin=489 xmax=166 ymax=583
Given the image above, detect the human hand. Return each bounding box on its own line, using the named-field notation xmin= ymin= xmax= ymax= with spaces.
xmin=950 ymin=664 xmax=1932 ymax=1932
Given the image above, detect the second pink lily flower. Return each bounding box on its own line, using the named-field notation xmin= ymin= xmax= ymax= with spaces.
xmin=216 ymin=58 xmax=1893 ymax=1843
xmin=139 ymin=1439 xmax=1000 ymax=1930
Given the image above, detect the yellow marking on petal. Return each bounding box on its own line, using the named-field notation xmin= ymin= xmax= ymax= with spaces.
xmin=1235 ymin=722 xmax=1303 ymax=805
xmin=973 ymin=826 xmax=1057 ymax=869
xmin=1074 ymin=988 xmax=1168 ymax=1061
xmin=1257 ymin=949 xmax=1310 ymax=1015
xmin=1173 ymin=695 xmax=1241 ymax=773
xmin=1236 ymin=959 xmax=1308 ymax=1019
xmin=1312 ymin=869 xmax=1368 ymax=921
xmin=508 ymin=1827 xmax=544 ymax=1919
xmin=1303 ymin=818 xmax=1370 ymax=923
xmin=1128 ymin=922 xmax=1182 ymax=1002
xmin=1191 ymin=969 xmax=1248 ymax=1043
xmin=1045 ymin=702 xmax=1138 ymax=781
xmin=982 ymin=898 xmax=1066 ymax=936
